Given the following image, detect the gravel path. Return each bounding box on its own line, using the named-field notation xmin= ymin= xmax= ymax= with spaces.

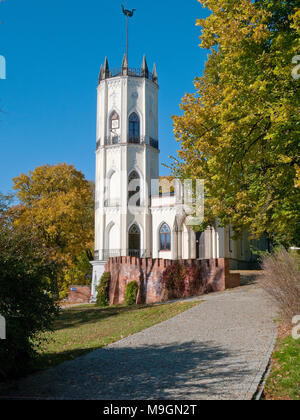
xmin=1 ymin=283 xmax=277 ymax=400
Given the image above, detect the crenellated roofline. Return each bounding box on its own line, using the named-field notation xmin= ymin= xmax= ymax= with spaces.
xmin=98 ymin=55 xmax=158 ymax=85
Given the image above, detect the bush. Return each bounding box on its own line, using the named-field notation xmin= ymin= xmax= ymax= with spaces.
xmin=183 ymin=265 xmax=203 ymax=296
xmin=0 ymin=227 xmax=59 ymax=381
xmin=260 ymin=249 xmax=300 ymax=322
xmin=163 ymin=263 xmax=203 ymax=300
xmin=125 ymin=281 xmax=139 ymax=306
xmin=163 ymin=263 xmax=185 ymax=299
xmin=96 ymin=272 xmax=111 ymax=307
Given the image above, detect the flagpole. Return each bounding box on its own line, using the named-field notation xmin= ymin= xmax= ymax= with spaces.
xmin=127 ymin=14 xmax=129 ymax=63
xmin=121 ymin=4 xmax=136 ymax=65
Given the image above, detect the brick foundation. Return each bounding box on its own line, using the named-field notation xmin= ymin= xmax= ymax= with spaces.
xmin=67 ymin=285 xmax=91 ymax=304
xmin=105 ymin=257 xmax=240 ymax=305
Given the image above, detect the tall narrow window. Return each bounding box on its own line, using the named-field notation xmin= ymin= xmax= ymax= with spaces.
xmin=160 ymin=223 xmax=171 ymax=251
xmin=129 ymin=112 xmax=140 ymax=143
xmin=128 ymin=170 xmax=141 ymax=207
xmin=129 ymin=224 xmax=141 ymax=256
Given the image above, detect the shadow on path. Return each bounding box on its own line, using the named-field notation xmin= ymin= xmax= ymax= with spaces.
xmin=2 ymin=340 xmax=250 ymax=400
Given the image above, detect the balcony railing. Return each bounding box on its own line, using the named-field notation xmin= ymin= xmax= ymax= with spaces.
xmin=94 ymin=249 xmax=153 ymax=260
xmin=128 ymin=136 xmax=140 ymax=144
xmin=104 ymin=199 xmax=121 ymax=208
xmin=97 ymin=136 xmax=157 ymax=148
xmin=105 ymin=135 xmax=120 ymax=145
xmin=128 ymin=249 xmax=152 ymax=258
xmin=103 ymin=250 xmax=122 ymax=260
xmin=106 ymin=68 xmax=153 ymax=81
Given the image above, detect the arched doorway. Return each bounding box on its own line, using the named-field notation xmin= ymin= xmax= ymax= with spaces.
xmin=128 ymin=224 xmax=141 ymax=257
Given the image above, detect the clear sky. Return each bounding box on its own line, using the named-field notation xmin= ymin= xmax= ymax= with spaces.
xmin=0 ymin=0 xmax=210 ymax=194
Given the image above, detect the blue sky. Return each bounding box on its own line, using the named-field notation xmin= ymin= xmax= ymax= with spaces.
xmin=0 ymin=0 xmax=210 ymax=194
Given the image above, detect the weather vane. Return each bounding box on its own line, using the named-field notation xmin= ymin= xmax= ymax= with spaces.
xmin=121 ymin=3 xmax=136 ymax=64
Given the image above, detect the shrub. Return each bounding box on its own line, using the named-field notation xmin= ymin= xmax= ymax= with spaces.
xmin=163 ymin=263 xmax=185 ymax=299
xmin=96 ymin=272 xmax=111 ymax=307
xmin=163 ymin=263 xmax=203 ymax=300
xmin=0 ymin=226 xmax=59 ymax=381
xmin=125 ymin=281 xmax=139 ymax=306
xmin=260 ymin=249 xmax=300 ymax=322
xmin=183 ymin=265 xmax=203 ymax=296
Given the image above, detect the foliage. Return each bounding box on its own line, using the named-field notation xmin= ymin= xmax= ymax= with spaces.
xmin=0 ymin=193 xmax=13 ymax=214
xmin=172 ymin=0 xmax=300 ymax=246
xmin=260 ymin=248 xmax=300 ymax=321
xmin=12 ymin=164 xmax=94 ymax=297
xmin=96 ymin=272 xmax=111 ymax=307
xmin=159 ymin=176 xmax=175 ymax=194
xmin=163 ymin=263 xmax=203 ymax=299
xmin=265 ymin=332 xmax=300 ymax=400
xmin=125 ymin=281 xmax=139 ymax=306
xmin=61 ymin=252 xmax=93 ymax=299
xmin=183 ymin=265 xmax=203 ymax=296
xmin=163 ymin=263 xmax=185 ymax=299
xmin=0 ymin=197 xmax=59 ymax=380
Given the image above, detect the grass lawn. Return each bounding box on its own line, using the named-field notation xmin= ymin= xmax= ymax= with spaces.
xmin=264 ymin=325 xmax=300 ymax=400
xmin=35 ymin=300 xmax=200 ymax=371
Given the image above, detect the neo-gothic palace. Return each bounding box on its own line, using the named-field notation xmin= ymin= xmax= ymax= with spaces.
xmin=90 ymin=55 xmax=267 ymax=301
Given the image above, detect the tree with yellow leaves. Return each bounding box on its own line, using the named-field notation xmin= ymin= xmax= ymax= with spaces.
xmin=13 ymin=164 xmax=94 ymax=297
xmin=173 ymin=0 xmax=300 ymax=246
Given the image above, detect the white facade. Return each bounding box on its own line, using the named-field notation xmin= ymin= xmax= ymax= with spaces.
xmin=90 ymin=56 xmax=259 ymax=300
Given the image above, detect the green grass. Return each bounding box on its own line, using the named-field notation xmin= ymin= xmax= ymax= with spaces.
xmin=35 ymin=301 xmax=200 ymax=371
xmin=265 ymin=334 xmax=300 ymax=400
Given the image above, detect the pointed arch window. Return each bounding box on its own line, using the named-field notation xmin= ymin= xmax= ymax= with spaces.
xmin=129 ymin=112 xmax=140 ymax=143
xmin=129 ymin=224 xmax=141 ymax=256
xmin=128 ymin=170 xmax=141 ymax=207
xmin=160 ymin=223 xmax=171 ymax=251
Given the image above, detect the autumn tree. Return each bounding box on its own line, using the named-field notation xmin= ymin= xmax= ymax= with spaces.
xmin=172 ymin=0 xmax=300 ymax=246
xmin=13 ymin=164 xmax=94 ymax=297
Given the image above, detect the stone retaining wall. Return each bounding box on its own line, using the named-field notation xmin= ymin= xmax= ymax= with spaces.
xmin=105 ymin=257 xmax=240 ymax=305
xmin=67 ymin=286 xmax=91 ymax=304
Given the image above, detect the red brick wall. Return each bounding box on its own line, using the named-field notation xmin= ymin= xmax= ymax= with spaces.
xmin=67 ymin=286 xmax=91 ymax=304
xmin=105 ymin=258 xmax=240 ymax=305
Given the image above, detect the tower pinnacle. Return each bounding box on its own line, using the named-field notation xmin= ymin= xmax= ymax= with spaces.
xmin=142 ymin=55 xmax=149 ymax=78
xmin=122 ymin=54 xmax=128 ymax=76
xmin=103 ymin=57 xmax=110 ymax=79
xmin=152 ymin=63 xmax=158 ymax=84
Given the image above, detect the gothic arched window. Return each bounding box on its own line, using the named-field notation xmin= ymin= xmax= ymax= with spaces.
xmin=128 ymin=170 xmax=141 ymax=207
xmin=128 ymin=112 xmax=140 ymax=143
xmin=159 ymin=223 xmax=171 ymax=251
xmin=128 ymin=224 xmax=141 ymax=256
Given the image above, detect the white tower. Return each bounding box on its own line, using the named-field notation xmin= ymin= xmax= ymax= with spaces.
xmin=91 ymin=55 xmax=159 ymax=299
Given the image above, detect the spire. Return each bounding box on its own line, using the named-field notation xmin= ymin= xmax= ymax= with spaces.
xmin=98 ymin=64 xmax=103 ymax=84
xmin=141 ymin=55 xmax=149 ymax=78
xmin=121 ymin=54 xmax=128 ymax=76
xmin=103 ymin=57 xmax=110 ymax=79
xmin=152 ymin=63 xmax=158 ymax=84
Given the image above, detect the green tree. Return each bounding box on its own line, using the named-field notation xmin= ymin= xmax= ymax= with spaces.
xmin=0 ymin=194 xmax=59 ymax=380
xmin=172 ymin=0 xmax=300 ymax=246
